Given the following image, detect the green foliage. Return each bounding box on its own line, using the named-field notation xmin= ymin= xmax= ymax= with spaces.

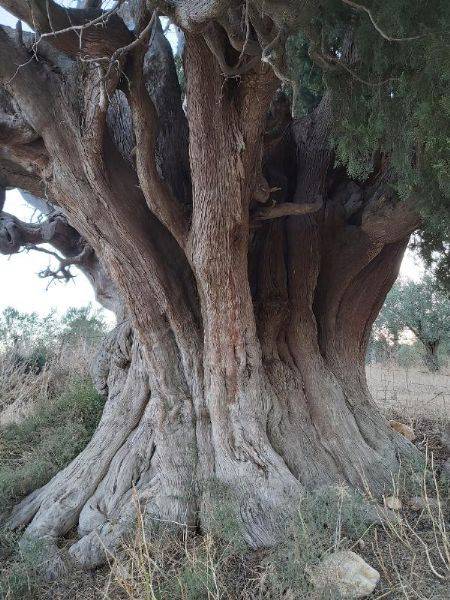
xmin=287 ymin=33 xmax=325 ymax=116
xmin=201 ymin=479 xmax=247 ymax=551
xmin=0 ymin=304 xmax=107 ymax=513
xmin=0 ymin=308 xmax=57 ymax=356
xmin=60 ymin=305 xmax=106 ymax=346
xmin=0 ymin=536 xmax=49 ymax=599
xmin=396 ymin=341 xmax=424 ymax=369
xmin=411 ymin=230 xmax=450 ymax=292
xmin=0 ymin=305 xmax=106 ymax=599
xmin=0 ymin=377 xmax=103 ymax=513
xmin=376 ymin=274 xmax=450 ymax=344
xmin=287 ymin=0 xmax=450 ymax=269
xmin=374 ymin=274 xmax=450 ymax=369
xmin=0 ymin=304 xmax=109 ymax=369
xmin=263 ymin=485 xmax=371 ymax=597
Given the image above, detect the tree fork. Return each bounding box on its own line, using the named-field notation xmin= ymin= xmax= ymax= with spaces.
xmin=0 ymin=4 xmax=426 ymax=570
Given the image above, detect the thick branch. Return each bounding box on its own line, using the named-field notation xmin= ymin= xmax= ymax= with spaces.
xmin=142 ymin=20 xmax=191 ymax=205
xmin=0 ymin=209 xmax=82 ymax=255
xmin=361 ymin=183 xmax=421 ymax=243
xmin=0 ymin=111 xmax=39 ymax=145
xmin=0 ymin=26 xmax=65 ymax=139
xmin=0 ymin=0 xmax=132 ymax=58
xmin=253 ymin=197 xmax=323 ymax=221
xmin=128 ymin=15 xmax=188 ymax=248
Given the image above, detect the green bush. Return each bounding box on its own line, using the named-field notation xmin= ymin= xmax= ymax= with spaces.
xmin=261 ymin=485 xmax=370 ymax=598
xmin=0 ymin=536 xmax=49 ymax=600
xmin=0 ymin=377 xmax=104 ymax=513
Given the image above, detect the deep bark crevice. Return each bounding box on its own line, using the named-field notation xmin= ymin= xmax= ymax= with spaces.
xmin=0 ymin=18 xmax=424 ymax=570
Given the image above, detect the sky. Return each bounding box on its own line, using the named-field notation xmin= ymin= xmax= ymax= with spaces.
xmin=0 ymin=188 xmax=425 ymax=317
xmin=1 ymin=190 xmax=100 ymax=316
xmin=0 ymin=5 xmax=425 ymax=318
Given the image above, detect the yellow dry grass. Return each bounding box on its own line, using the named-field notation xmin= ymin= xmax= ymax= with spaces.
xmin=367 ymin=364 xmax=450 ymax=422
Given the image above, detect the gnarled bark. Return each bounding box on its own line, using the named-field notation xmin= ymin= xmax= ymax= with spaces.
xmin=0 ymin=4 xmax=424 ymax=570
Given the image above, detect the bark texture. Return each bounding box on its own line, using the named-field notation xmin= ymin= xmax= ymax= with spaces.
xmin=0 ymin=1 xmax=423 ymax=569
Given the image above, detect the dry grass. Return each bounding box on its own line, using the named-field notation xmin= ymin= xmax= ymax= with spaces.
xmin=43 ymin=458 xmax=446 ymax=600
xmin=0 ymin=340 xmax=93 ymax=426
xmin=367 ymin=363 xmax=450 ymax=422
xmin=0 ymin=360 xmax=448 ymax=599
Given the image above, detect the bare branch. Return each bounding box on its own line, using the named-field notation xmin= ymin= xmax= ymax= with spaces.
xmin=26 ymin=241 xmax=93 ymax=283
xmin=253 ymin=198 xmax=323 ymax=222
xmin=0 ymin=0 xmax=132 ymax=58
xmin=341 ymin=0 xmax=429 ymax=43
xmin=128 ymin=11 xmax=188 ymax=248
xmin=0 ymin=209 xmax=81 ymax=255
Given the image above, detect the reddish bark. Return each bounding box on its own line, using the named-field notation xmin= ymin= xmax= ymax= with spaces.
xmin=0 ymin=9 xmax=422 ymax=568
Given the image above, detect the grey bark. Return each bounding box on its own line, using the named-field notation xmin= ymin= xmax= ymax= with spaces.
xmin=0 ymin=3 xmax=424 ymax=570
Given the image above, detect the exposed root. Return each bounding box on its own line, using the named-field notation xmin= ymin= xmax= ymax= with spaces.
xmin=7 ymin=329 xmax=150 ymax=538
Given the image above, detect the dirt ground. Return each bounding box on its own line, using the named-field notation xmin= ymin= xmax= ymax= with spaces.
xmin=367 ymin=364 xmax=450 ymax=422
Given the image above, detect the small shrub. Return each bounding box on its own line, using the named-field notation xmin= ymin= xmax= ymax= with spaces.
xmin=259 ymin=485 xmax=371 ymax=598
xmin=0 ymin=376 xmax=103 ymax=512
xmin=0 ymin=537 xmax=52 ymax=600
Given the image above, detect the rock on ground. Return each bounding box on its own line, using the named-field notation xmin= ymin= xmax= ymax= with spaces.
xmin=389 ymin=420 xmax=415 ymax=441
xmin=311 ymin=550 xmax=380 ymax=598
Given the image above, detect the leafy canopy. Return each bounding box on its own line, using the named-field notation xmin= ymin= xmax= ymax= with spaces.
xmin=287 ymin=0 xmax=449 ymax=272
xmin=0 ymin=304 xmax=108 ymax=355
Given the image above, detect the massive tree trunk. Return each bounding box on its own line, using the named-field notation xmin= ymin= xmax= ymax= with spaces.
xmin=0 ymin=4 xmax=422 ymax=569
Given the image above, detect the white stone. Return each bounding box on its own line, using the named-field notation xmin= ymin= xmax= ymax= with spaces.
xmin=389 ymin=420 xmax=415 ymax=441
xmin=442 ymin=458 xmax=450 ymax=477
xmin=384 ymin=495 xmax=402 ymax=510
xmin=441 ymin=423 xmax=450 ymax=451
xmin=311 ymin=550 xmax=380 ymax=598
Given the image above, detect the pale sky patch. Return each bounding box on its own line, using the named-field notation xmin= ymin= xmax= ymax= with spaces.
xmin=1 ymin=190 xmax=100 ymax=316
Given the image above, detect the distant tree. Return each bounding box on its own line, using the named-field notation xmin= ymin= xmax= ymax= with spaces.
xmin=0 ymin=307 xmax=59 ymax=371
xmin=0 ymin=307 xmax=55 ymax=349
xmin=0 ymin=305 xmax=107 ymax=369
xmin=60 ymin=305 xmax=108 ymax=346
xmin=376 ymin=275 xmax=450 ymax=371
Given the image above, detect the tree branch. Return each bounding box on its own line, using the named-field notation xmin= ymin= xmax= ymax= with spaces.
xmin=252 ymin=197 xmax=323 ymax=222
xmin=361 ymin=186 xmax=421 ymax=243
xmin=0 ymin=0 xmax=133 ymax=58
xmin=0 ymin=111 xmax=39 ymax=145
xmin=127 ymin=12 xmax=188 ymax=249
xmin=0 ymin=26 xmax=63 ymax=137
xmin=0 ymin=209 xmax=82 ymax=255
xmin=341 ymin=0 xmax=428 ymax=43
xmin=27 ymin=242 xmax=93 ymax=284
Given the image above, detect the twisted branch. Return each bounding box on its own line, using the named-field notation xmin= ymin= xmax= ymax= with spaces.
xmin=341 ymin=0 xmax=429 ymax=43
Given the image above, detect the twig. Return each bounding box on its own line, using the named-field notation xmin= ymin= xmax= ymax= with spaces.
xmin=341 ymin=0 xmax=429 ymax=42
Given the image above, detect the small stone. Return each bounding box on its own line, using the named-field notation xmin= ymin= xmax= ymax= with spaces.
xmin=114 ymin=562 xmax=131 ymax=580
xmin=357 ymin=539 xmax=366 ymax=550
xmin=389 ymin=420 xmax=415 ymax=441
xmin=311 ymin=550 xmax=380 ymax=598
xmin=360 ymin=503 xmax=402 ymax=526
xmin=384 ymin=496 xmax=402 ymax=510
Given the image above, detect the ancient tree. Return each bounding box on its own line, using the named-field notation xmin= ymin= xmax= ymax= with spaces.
xmin=376 ymin=275 xmax=450 ymax=372
xmin=0 ymin=0 xmax=448 ymax=568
